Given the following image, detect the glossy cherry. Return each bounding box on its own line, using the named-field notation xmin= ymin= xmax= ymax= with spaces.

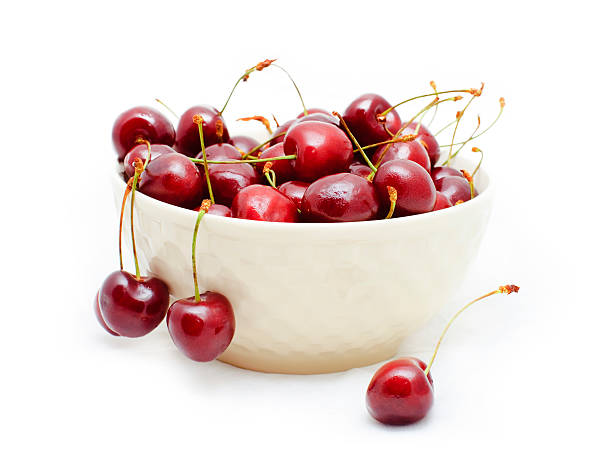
xmin=167 ymin=292 xmax=235 ymax=362
xmin=191 ymin=204 xmax=231 ymax=217
xmin=284 ymin=121 xmax=353 ymax=182
xmin=229 ymin=135 xmax=259 ymax=155
xmin=404 ymin=122 xmax=441 ymax=166
xmin=94 ymin=291 xmax=119 ymax=336
xmin=175 ymin=105 xmax=230 ymax=157
xmin=255 ymin=143 xmax=295 ymax=184
xmin=98 ymin=270 xmax=170 ymax=338
xmin=372 ymin=141 xmax=431 ymax=172
xmin=270 ymin=119 xmax=296 ymax=145
xmin=301 ymin=173 xmax=380 ymax=222
xmin=373 ymin=159 xmax=436 ymax=216
xmin=112 ymin=106 xmax=175 ymax=161
xmin=436 ymin=176 xmax=472 ymax=205
xmin=277 ymin=180 xmax=309 ymax=208
xmin=232 ymin=185 xmax=299 ymax=222
xmin=138 ymin=153 xmax=205 ymax=209
xmin=348 ymin=160 xmax=373 ymax=180
xmin=366 ymin=357 xmax=434 ymax=425
xmin=207 ymin=161 xmax=259 ymax=207
xmin=432 ymin=191 xmax=452 ymax=211
xmin=291 ymin=113 xmax=340 ymax=129
xmin=123 ymin=144 xmax=175 ymax=178
xmin=431 ymin=166 xmax=463 ymax=184
xmin=297 ymin=108 xmax=330 ymax=118
xmin=343 ymin=94 xmax=401 ymax=146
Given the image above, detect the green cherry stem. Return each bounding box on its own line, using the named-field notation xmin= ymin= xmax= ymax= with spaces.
xmin=154 ymin=98 xmax=179 ymax=120
xmin=262 ymin=162 xmax=277 ymax=188
xmin=271 ymin=63 xmax=308 ymax=116
xmin=423 ymin=284 xmax=520 ymax=377
xmin=194 ymin=155 xmax=296 ymax=165
xmin=193 ymin=115 xmax=215 ymax=204
xmin=219 ymin=58 xmax=276 ymax=115
xmin=378 ymin=88 xmax=477 ymax=119
xmin=471 ymin=147 xmax=484 ymax=177
xmin=118 ymin=178 xmax=133 ymax=270
xmin=332 ymin=111 xmax=377 ymax=173
xmin=192 ymin=200 xmax=211 ymax=302
xmin=426 ymin=81 xmax=439 ymax=128
xmin=127 ymin=141 xmax=152 ymax=279
xmin=247 ymin=132 xmax=286 ymax=157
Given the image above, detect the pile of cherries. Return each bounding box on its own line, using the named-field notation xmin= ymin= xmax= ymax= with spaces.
xmin=96 ymin=60 xmax=512 ymax=426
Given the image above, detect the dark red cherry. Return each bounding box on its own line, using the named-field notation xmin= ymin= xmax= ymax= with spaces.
xmin=99 ymin=270 xmax=170 ymax=338
xmin=255 ymin=143 xmax=295 ymax=184
xmin=297 ymin=108 xmax=331 ymax=118
xmin=208 ymin=163 xmax=259 ymax=207
xmin=94 ymin=291 xmax=119 ymax=336
xmin=373 ymin=159 xmax=436 ymax=216
xmin=405 ymin=122 xmax=441 ymax=166
xmin=229 ymin=135 xmax=259 ymax=155
xmin=343 ymin=94 xmax=401 ymax=146
xmin=431 ymin=166 xmax=463 ymax=185
xmin=291 ymin=113 xmax=340 ymax=129
xmin=232 ymin=185 xmax=298 ymax=222
xmin=348 ymin=160 xmax=373 ymax=179
xmin=436 ymin=176 xmax=471 ymax=205
xmin=302 ymin=173 xmax=380 ymax=222
xmin=191 ymin=204 xmax=231 ymax=217
xmin=123 ymin=144 xmax=175 ymax=178
xmin=432 ymin=191 xmax=452 ymax=211
xmin=166 ymin=292 xmax=235 ymax=362
xmin=195 ymin=143 xmax=242 ymax=162
xmin=138 ymin=153 xmax=205 ymax=209
xmin=112 ymin=106 xmax=175 ymax=161
xmin=270 ymin=119 xmax=296 ymax=145
xmin=366 ymin=357 xmax=434 ymax=425
xmin=284 ymin=121 xmax=353 ymax=182
xmin=277 ymin=180 xmax=309 ymax=208
xmin=175 ymin=105 xmax=230 ymax=157
xmin=372 ymin=141 xmax=431 ymax=172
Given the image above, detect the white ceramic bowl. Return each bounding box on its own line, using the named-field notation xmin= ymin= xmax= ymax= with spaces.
xmin=111 ymin=156 xmax=493 ymax=374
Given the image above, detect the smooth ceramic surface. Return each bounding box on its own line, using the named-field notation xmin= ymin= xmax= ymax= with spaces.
xmin=111 ymin=156 xmax=494 ymax=374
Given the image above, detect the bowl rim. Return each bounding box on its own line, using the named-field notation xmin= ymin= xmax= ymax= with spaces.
xmin=111 ymin=155 xmax=494 ymax=233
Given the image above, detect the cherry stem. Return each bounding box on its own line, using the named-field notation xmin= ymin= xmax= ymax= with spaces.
xmin=192 ymin=200 xmax=211 ymax=302
xmin=380 ymin=89 xmax=475 ymax=118
xmin=194 ymin=155 xmax=296 ymax=165
xmin=332 ymin=112 xmax=377 ymax=172
xmin=434 ymin=119 xmax=458 ymax=136
xmin=247 ymin=132 xmax=286 ymax=156
xmin=118 ymin=178 xmax=133 ymax=270
xmin=219 ymin=59 xmax=276 ymax=114
xmin=385 ymin=186 xmax=397 ymax=219
xmin=154 ymin=98 xmax=179 ymax=120
xmin=423 ymin=284 xmax=520 ymax=377
xmin=472 ymin=147 xmax=484 ymax=177
xmin=263 ymin=162 xmax=277 ymax=188
xmin=270 ymin=63 xmax=308 ymax=116
xmin=354 ymin=136 xmax=415 ymax=153
xmin=446 ymin=94 xmax=478 ymax=165
xmin=426 ymin=81 xmax=439 ymax=128
xmin=442 ymin=115 xmax=481 ymax=165
xmin=194 ymin=116 xmax=215 ymax=204
xmin=461 ymin=170 xmax=475 ymax=199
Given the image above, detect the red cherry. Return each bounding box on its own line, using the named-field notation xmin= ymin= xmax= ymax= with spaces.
xmin=343 ymin=94 xmax=401 ymax=146
xmin=373 ymin=159 xmax=436 ymax=216
xmin=431 ymin=166 xmax=463 ymax=185
xmin=112 ymin=106 xmax=175 ymax=161
xmin=366 ymin=357 xmax=434 ymax=425
xmin=405 ymin=122 xmax=441 ymax=166
xmin=166 ymin=292 xmax=235 ymax=362
xmin=432 ymin=191 xmax=452 ymax=211
xmin=348 ymin=160 xmax=373 ymax=179
xmin=232 ymin=185 xmax=298 ymax=222
xmin=195 ymin=143 xmax=242 ymax=162
xmin=208 ymin=162 xmax=259 ymax=207
xmin=372 ymin=141 xmax=431 ymax=172
xmin=94 ymin=291 xmax=119 ymax=336
xmin=229 ymin=135 xmax=259 ymax=154
xmin=436 ymin=176 xmax=472 ymax=205
xmin=138 ymin=153 xmax=205 ymax=209
xmin=296 ymin=108 xmax=330 ymax=118
xmin=255 ymin=143 xmax=295 ymax=184
xmin=301 ymin=173 xmax=380 ymax=222
xmin=277 ymin=180 xmax=309 ymax=208
xmin=175 ymin=105 xmax=229 ymax=157
xmin=291 ymin=112 xmax=340 ymax=129
xmin=123 ymin=144 xmax=175 ymax=178
xmin=284 ymin=121 xmax=353 ymax=182
xmin=99 ymin=270 xmax=170 ymax=338
xmin=191 ymin=204 xmax=231 ymax=217
xmin=270 ymin=119 xmax=295 ymax=145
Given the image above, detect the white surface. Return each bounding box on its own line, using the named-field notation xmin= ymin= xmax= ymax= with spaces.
xmin=111 ymin=156 xmax=492 ymax=373
xmin=1 ymin=1 xmax=610 ymax=454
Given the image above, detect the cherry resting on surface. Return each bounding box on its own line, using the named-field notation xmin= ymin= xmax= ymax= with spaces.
xmin=343 ymin=94 xmax=401 ymax=146
xmin=123 ymin=144 xmax=174 ymax=178
xmin=284 ymin=121 xmax=353 ymax=182
xmin=232 ymin=185 xmax=299 ymax=222
xmin=277 ymin=180 xmax=309 ymax=208
xmin=99 ymin=270 xmax=170 ymax=338
xmin=175 ymin=105 xmax=230 ymax=157
xmin=436 ymin=175 xmax=471 ymax=205
xmin=372 ymin=141 xmax=431 ymax=172
xmin=138 ymin=153 xmax=205 ymax=209
xmin=366 ymin=357 xmax=434 ymax=425
xmin=301 ymin=173 xmax=380 ymax=222
xmin=112 ymin=106 xmax=175 ymax=161
xmin=94 ymin=291 xmax=119 ymax=336
xmin=373 ymin=159 xmax=436 ymax=216
xmin=167 ymin=292 xmax=235 ymax=362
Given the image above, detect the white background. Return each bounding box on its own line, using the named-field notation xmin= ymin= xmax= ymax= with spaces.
xmin=1 ymin=1 xmax=610 ymax=454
